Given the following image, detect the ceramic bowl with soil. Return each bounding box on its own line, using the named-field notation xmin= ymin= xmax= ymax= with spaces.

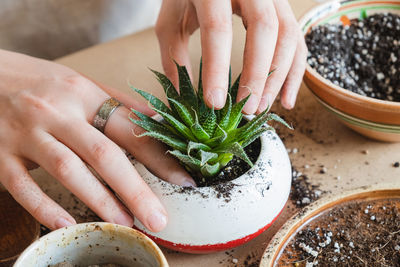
xmin=14 ymin=222 xmax=168 ymax=267
xmin=131 ymin=130 xmax=292 ymax=254
xmin=260 ymin=185 xmax=400 ymax=267
xmin=299 ymin=0 xmax=400 ymax=142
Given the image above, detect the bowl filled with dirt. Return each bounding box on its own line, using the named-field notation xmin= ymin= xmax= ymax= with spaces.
xmin=14 ymin=222 xmax=168 ymax=267
xmin=259 ymin=185 xmax=400 ymax=266
xmin=300 ymin=0 xmax=400 ymax=142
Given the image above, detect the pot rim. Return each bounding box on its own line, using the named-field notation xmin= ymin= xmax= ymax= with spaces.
xmin=259 ymin=182 xmax=400 ymax=267
xmin=14 ymin=222 xmax=169 ymax=267
xmin=299 ymin=0 xmax=400 ymax=112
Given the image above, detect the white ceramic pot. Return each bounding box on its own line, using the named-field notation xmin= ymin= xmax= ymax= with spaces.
xmin=132 ymin=130 xmax=292 ymax=253
xmin=14 ymin=222 xmax=168 ymax=267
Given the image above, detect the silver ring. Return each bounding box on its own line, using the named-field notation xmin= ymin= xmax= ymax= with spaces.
xmin=93 ymin=97 xmax=123 ymax=133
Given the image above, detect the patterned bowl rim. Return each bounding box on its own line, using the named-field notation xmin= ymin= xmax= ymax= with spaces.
xmin=299 ymin=0 xmax=400 ymax=111
xmin=311 ymin=90 xmax=400 ymax=133
xmin=259 ymin=184 xmax=400 ymax=266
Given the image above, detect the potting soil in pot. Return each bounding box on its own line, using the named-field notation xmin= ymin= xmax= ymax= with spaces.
xmin=276 ymin=198 xmax=400 ymax=266
xmin=306 ymin=13 xmax=400 ymax=101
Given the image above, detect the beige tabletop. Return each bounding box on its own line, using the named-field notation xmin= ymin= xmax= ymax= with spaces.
xmin=29 ymin=0 xmax=400 ymax=266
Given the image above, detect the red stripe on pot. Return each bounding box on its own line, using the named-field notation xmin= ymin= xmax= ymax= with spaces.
xmin=136 ymin=207 xmax=285 ymax=254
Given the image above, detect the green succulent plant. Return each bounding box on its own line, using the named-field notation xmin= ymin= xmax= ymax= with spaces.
xmin=129 ymin=61 xmax=291 ymax=179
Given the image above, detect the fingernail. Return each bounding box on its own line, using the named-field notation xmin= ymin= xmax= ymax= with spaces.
xmin=259 ymin=93 xmax=273 ymax=112
xmin=55 ymin=217 xmax=75 ymax=229
xmin=182 ymin=180 xmax=196 ymax=188
xmin=207 ymin=88 xmax=226 ymax=109
xmin=287 ymin=91 xmax=297 ymax=109
xmin=114 ymin=211 xmax=134 ymax=227
xmin=244 ymin=94 xmax=260 ymax=114
xmin=147 ymin=210 xmax=168 ymax=232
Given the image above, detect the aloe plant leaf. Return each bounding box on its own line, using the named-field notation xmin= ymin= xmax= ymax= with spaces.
xmin=198 ymin=150 xmax=219 ymax=166
xmin=167 ymin=97 xmax=194 ymax=127
xmin=175 ymin=62 xmax=198 ymax=111
xmin=217 ymin=94 xmax=232 ymax=130
xmin=137 ymin=132 xmax=187 ymax=152
xmin=229 ymin=73 xmax=241 ymax=102
xmin=197 ymin=58 xmax=203 ymax=104
xmin=190 ymin=109 xmax=210 ymax=142
xmin=241 ymin=127 xmax=272 ymax=148
xmin=200 ymin=107 xmax=217 ymax=137
xmin=226 ymin=95 xmax=250 ymax=132
xmin=130 ymin=86 xmax=172 ymax=115
xmin=149 ymin=68 xmax=181 ymax=116
xmin=268 ymin=113 xmax=293 ymax=130
xmin=129 ymin=116 xmax=170 ymax=136
xmin=200 ymin=162 xmax=220 ymax=178
xmin=187 ymin=141 xmax=211 ymax=155
xmin=228 ymin=66 xmax=232 ymax=90
xmin=204 ymin=125 xmax=228 ymax=147
xmin=149 ymin=68 xmax=180 ymax=99
xmin=215 ymin=142 xmax=253 ymax=167
xmin=153 ymin=108 xmax=197 ymax=141
xmin=168 ymin=150 xmax=201 ymax=171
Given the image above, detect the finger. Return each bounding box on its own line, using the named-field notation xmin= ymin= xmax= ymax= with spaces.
xmin=280 ymin=34 xmax=307 ymax=109
xmin=0 ymin=156 xmax=76 ymax=230
xmin=106 ymin=106 xmax=196 ymax=187
xmin=23 ymin=131 xmax=134 ymax=227
xmin=194 ymin=0 xmax=232 ymax=109
xmin=155 ymin=0 xmax=197 ymax=88
xmin=236 ymin=0 xmax=279 ymax=114
xmin=50 ymin=118 xmax=168 ymax=233
xmin=83 ymin=76 xmax=155 ymax=116
xmin=257 ymin=0 xmax=299 ymax=113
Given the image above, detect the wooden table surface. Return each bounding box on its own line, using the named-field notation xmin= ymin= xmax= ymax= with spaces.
xmin=25 ymin=0 xmax=400 ymax=266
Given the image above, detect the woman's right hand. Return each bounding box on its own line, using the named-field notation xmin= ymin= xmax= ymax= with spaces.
xmin=0 ymin=50 xmax=195 ymax=231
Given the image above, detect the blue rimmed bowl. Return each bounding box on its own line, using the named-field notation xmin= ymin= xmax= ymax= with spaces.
xmin=299 ymin=0 xmax=400 ymax=142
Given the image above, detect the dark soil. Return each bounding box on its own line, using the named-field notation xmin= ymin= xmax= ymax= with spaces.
xmin=306 ymin=13 xmax=400 ymax=101
xmin=192 ymin=138 xmax=261 ymax=187
xmin=277 ymin=198 xmax=400 ymax=266
xmin=290 ymin=168 xmax=325 ymax=208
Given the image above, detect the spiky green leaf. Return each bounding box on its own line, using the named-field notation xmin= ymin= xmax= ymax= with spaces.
xmin=197 ymin=58 xmax=203 ymax=105
xmin=187 ymin=141 xmax=211 ymax=155
xmin=229 ymin=73 xmax=241 ymax=102
xmin=175 ymin=62 xmax=198 ymax=110
xmin=198 ymin=150 xmax=218 ymax=166
xmin=168 ymin=98 xmax=194 ymax=127
xmin=241 ymin=127 xmax=272 ymax=148
xmin=168 ymin=150 xmax=201 ymax=171
xmin=226 ymin=95 xmax=250 ymax=132
xmin=217 ymin=94 xmax=232 ymax=130
xmin=268 ymin=113 xmax=293 ymax=130
xmin=200 ymin=107 xmax=217 ymax=137
xmin=137 ymin=132 xmax=187 ymax=152
xmin=153 ymin=108 xmax=197 ymax=141
xmin=149 ymin=69 xmax=181 ymax=117
xmin=130 ymin=86 xmax=171 ymax=115
xmin=200 ymin=162 xmax=220 ymax=177
xmin=215 ymin=142 xmax=253 ymax=167
xmin=190 ymin=110 xmax=211 ymax=142
xmin=204 ymin=125 xmax=228 ymax=147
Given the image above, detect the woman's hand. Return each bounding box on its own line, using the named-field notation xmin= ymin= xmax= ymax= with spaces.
xmin=156 ymin=0 xmax=307 ymax=114
xmin=0 ymin=50 xmax=195 ymax=231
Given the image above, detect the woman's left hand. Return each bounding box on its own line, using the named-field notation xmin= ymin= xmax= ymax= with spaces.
xmin=156 ymin=0 xmax=307 ymax=114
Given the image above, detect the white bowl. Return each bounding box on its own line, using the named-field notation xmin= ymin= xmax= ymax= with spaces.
xmin=132 ymin=131 xmax=292 ymax=253
xmin=14 ymin=222 xmax=168 ymax=267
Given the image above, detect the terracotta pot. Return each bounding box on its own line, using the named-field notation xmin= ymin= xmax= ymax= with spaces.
xmin=259 ymin=184 xmax=400 ymax=266
xmin=299 ymin=0 xmax=400 ymax=142
xmin=14 ymin=222 xmax=168 ymax=267
xmin=132 ymin=130 xmax=292 ymax=254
